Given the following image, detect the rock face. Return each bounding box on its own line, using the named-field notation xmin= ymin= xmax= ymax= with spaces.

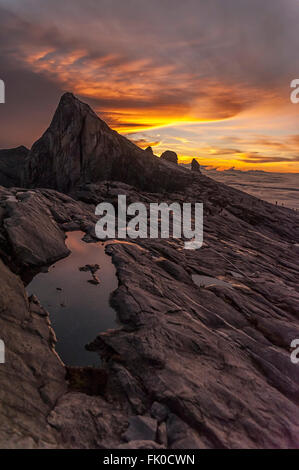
xmin=0 ymin=179 xmax=298 ymax=448
xmin=0 ymin=189 xmax=130 ymax=449
xmin=23 ymin=93 xmax=189 ymax=193
xmin=122 ymin=416 xmax=157 ymax=442
xmin=0 ymin=261 xmax=67 ymax=448
xmin=160 ymin=150 xmax=178 ymax=164
xmin=88 ymin=182 xmax=299 ymax=449
xmin=191 ymin=158 xmax=201 ymax=172
xmin=0 ymin=94 xmax=299 ymax=449
xmin=0 ymin=186 xmax=99 ymax=273
xmin=0 ymin=146 xmax=29 ymax=187
xmin=3 ymin=191 xmax=69 ymax=268
xmin=145 ymin=146 xmax=154 ymax=155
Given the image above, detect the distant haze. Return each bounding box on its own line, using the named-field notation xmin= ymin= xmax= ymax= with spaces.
xmin=204 ymin=169 xmax=299 ymax=210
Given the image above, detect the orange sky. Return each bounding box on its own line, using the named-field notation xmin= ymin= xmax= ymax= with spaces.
xmin=0 ymin=0 xmax=298 ymax=172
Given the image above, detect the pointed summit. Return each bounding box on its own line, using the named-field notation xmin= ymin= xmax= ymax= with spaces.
xmin=51 ymin=92 xmax=101 ymax=128
xmin=23 ymin=93 xmax=191 ymax=192
xmin=191 ymin=158 xmax=201 ymax=173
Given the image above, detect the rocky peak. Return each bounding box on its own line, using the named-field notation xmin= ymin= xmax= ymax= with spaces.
xmin=145 ymin=146 xmax=154 ymax=155
xmin=23 ymin=93 xmax=191 ymax=193
xmin=160 ymin=150 xmax=178 ymax=164
xmin=191 ymin=158 xmax=201 ymax=172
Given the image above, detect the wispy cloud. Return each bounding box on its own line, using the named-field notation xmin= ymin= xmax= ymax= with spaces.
xmin=0 ymin=0 xmax=298 ymax=171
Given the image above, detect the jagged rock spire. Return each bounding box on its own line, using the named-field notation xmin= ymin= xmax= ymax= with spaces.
xmin=23 ymin=93 xmax=192 ymax=193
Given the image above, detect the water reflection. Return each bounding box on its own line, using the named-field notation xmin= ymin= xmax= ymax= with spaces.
xmin=27 ymin=231 xmax=118 ymax=366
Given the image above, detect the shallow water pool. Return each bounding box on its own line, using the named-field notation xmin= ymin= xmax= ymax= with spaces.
xmin=27 ymin=231 xmax=118 ymax=366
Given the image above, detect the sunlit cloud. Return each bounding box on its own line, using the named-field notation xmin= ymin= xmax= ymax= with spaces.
xmin=0 ymin=0 xmax=298 ymax=172
xmin=129 ymin=137 xmax=161 ymax=149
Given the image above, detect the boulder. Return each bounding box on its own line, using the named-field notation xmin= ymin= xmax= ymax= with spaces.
xmin=191 ymin=158 xmax=201 ymax=172
xmin=3 ymin=191 xmax=69 ymax=268
xmin=0 ymin=146 xmax=29 ymax=187
xmin=160 ymin=150 xmax=178 ymax=164
xmin=123 ymin=416 xmax=157 ymax=442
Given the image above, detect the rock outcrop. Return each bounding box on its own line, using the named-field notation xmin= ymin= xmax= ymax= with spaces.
xmin=23 ymin=93 xmax=189 ymax=193
xmin=160 ymin=150 xmax=178 ymax=164
xmin=0 ymin=146 xmax=29 ymax=187
xmin=145 ymin=146 xmax=154 ymax=155
xmin=0 ymin=94 xmax=299 ymax=449
xmin=0 ymin=259 xmax=128 ymax=448
xmin=191 ymin=158 xmax=201 ymax=172
xmin=4 ymin=191 xmax=69 ymax=268
xmin=0 ymin=178 xmax=298 ymax=448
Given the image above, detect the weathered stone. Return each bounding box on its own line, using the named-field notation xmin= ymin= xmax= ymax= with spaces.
xmin=191 ymin=158 xmax=201 ymax=172
xmin=160 ymin=150 xmax=178 ymax=164
xmin=122 ymin=416 xmax=157 ymax=442
xmin=0 ymin=259 xmax=67 ymax=448
xmin=47 ymin=392 xmax=127 ymax=448
xmin=157 ymin=422 xmax=168 ymax=447
xmin=150 ymin=402 xmax=169 ymax=422
xmin=117 ymin=440 xmax=163 ymax=449
xmin=3 ymin=191 xmax=69 ymax=268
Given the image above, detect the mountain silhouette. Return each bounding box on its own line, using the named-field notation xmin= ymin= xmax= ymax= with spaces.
xmin=23 ymin=93 xmax=191 ymax=192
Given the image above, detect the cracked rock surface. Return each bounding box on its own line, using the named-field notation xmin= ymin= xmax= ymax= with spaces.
xmin=0 ymin=177 xmax=298 ymax=449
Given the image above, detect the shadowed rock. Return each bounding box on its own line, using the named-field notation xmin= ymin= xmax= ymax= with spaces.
xmin=145 ymin=146 xmax=154 ymax=155
xmin=23 ymin=93 xmax=190 ymax=193
xmin=3 ymin=191 xmax=69 ymax=267
xmin=1 ymin=93 xmax=299 ymax=450
xmin=0 ymin=176 xmax=299 ymax=449
xmin=0 ymin=146 xmax=29 ymax=187
xmin=122 ymin=416 xmax=157 ymax=442
xmin=160 ymin=150 xmax=178 ymax=164
xmin=191 ymin=158 xmax=201 ymax=172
